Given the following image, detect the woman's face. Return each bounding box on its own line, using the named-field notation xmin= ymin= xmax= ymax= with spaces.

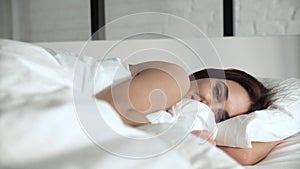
xmin=185 ymin=78 xmax=251 ymax=122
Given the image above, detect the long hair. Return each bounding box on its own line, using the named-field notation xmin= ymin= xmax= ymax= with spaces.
xmin=189 ymin=68 xmax=272 ymax=113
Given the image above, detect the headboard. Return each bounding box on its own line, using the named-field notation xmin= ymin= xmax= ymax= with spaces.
xmin=35 ymin=35 xmax=300 ymax=79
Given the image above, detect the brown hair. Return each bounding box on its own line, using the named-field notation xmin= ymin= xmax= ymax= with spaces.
xmin=189 ymin=68 xmax=272 ymax=113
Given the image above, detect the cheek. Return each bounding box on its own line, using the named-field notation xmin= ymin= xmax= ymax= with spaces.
xmin=197 ymin=84 xmax=212 ymax=100
xmin=227 ymin=94 xmax=251 ymax=116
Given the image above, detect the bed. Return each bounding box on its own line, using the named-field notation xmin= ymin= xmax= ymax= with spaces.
xmin=0 ymin=35 xmax=300 ymax=169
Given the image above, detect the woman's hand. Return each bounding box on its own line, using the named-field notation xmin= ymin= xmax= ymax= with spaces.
xmin=218 ymin=140 xmax=282 ymax=165
xmin=191 ymin=130 xmax=216 ymax=146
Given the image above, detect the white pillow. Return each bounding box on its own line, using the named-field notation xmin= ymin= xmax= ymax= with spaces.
xmin=216 ymin=78 xmax=300 ymax=148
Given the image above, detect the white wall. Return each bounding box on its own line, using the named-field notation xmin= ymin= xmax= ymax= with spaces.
xmin=235 ymin=0 xmax=300 ymax=36
xmin=35 ymin=35 xmax=300 ymax=78
xmin=1 ymin=0 xmax=299 ymax=41
xmin=6 ymin=0 xmax=91 ymax=42
xmin=0 ymin=0 xmax=12 ymax=39
xmin=105 ymin=0 xmax=223 ymax=39
xmin=105 ymin=0 xmax=300 ymax=38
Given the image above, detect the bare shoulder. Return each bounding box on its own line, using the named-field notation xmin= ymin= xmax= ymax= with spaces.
xmin=96 ymin=61 xmax=191 ymax=126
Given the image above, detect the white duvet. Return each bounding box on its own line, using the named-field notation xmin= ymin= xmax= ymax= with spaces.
xmin=0 ymin=39 xmax=243 ymax=169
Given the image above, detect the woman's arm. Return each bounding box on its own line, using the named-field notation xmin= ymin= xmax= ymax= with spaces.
xmin=96 ymin=62 xmax=190 ymax=126
xmin=218 ymin=141 xmax=282 ymax=165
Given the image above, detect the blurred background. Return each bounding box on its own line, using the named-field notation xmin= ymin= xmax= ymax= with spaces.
xmin=0 ymin=0 xmax=299 ymax=42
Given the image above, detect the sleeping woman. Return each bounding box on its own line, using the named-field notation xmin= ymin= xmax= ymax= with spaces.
xmin=96 ymin=61 xmax=281 ymax=165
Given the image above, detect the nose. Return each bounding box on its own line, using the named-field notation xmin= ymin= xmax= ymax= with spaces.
xmin=200 ymin=99 xmax=209 ymax=106
xmin=200 ymin=99 xmax=219 ymax=121
xmin=199 ymin=94 xmax=212 ymax=107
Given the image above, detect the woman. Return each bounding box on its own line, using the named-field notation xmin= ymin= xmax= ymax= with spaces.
xmin=96 ymin=61 xmax=280 ymax=165
xmin=188 ymin=68 xmax=271 ymax=122
xmin=188 ymin=68 xmax=280 ymax=165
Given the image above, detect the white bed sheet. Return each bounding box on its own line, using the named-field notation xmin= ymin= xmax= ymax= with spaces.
xmin=245 ymin=132 xmax=300 ymax=169
xmin=2 ymin=39 xmax=300 ymax=169
xmin=0 ymin=39 xmax=243 ymax=169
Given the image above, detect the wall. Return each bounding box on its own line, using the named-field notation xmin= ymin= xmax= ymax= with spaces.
xmin=35 ymin=35 xmax=300 ymax=78
xmin=2 ymin=0 xmax=91 ymax=42
xmin=105 ymin=0 xmax=223 ymax=39
xmin=105 ymin=0 xmax=300 ymax=38
xmin=0 ymin=0 xmax=12 ymax=39
xmin=1 ymin=0 xmax=299 ymax=42
xmin=235 ymin=0 xmax=300 ymax=36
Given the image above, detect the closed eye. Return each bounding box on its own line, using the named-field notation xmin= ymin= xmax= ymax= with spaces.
xmin=213 ymin=82 xmax=229 ymax=122
xmin=213 ymin=82 xmax=228 ymax=102
xmin=214 ymin=84 xmax=221 ymax=100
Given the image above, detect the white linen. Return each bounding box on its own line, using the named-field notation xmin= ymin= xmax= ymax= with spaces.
xmin=216 ymin=78 xmax=300 ymax=148
xmin=0 ymin=39 xmax=71 ymax=95
xmin=45 ymin=46 xmax=132 ymax=96
xmin=147 ymin=99 xmax=218 ymax=139
xmin=245 ymin=132 xmax=300 ymax=169
xmin=0 ymin=39 xmax=242 ymax=169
